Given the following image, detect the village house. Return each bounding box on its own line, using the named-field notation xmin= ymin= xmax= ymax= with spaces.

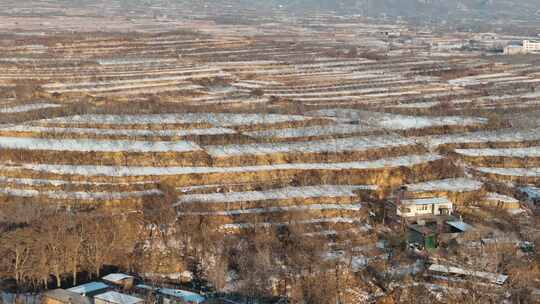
xmin=397 ymin=197 xmax=453 ymax=218
xmin=42 ymin=289 xmax=92 ymax=304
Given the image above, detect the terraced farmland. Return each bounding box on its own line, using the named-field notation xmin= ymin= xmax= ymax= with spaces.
xmin=1 ymin=2 xmax=540 ymax=303
xmin=1 ymin=19 xmax=540 ymax=241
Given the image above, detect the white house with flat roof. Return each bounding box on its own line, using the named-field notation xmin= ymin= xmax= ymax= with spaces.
xmin=397 ymin=197 xmax=453 ymax=217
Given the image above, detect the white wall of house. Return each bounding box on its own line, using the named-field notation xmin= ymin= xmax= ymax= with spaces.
xmin=397 ymin=199 xmax=453 ymax=217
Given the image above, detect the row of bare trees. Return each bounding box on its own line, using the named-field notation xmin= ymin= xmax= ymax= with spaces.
xmin=0 ymin=202 xmax=141 ymax=290
xmin=0 ymin=185 xmax=357 ymax=304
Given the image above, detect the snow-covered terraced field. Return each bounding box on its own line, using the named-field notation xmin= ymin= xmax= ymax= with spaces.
xmin=178 ymin=204 xmax=362 ymax=216
xmin=0 ymin=175 xmax=156 ymax=187
xmin=0 ymin=125 xmax=237 ymax=137
xmin=206 ymin=135 xmax=418 ymax=157
xmin=245 ymin=124 xmax=376 ymax=139
xmin=448 ymin=73 xmax=530 ymax=86
xmin=92 ymin=85 xmax=202 ymax=97
xmin=406 ymin=178 xmax=483 ymax=193
xmin=259 ymin=79 xmax=414 ymax=94
xmin=41 ymin=69 xmax=229 ymax=94
xmin=0 ymin=103 xmax=61 ymax=113
xmin=388 ymin=101 xmax=441 ymax=109
xmin=221 ymin=217 xmax=364 ymax=230
xmin=267 ymin=85 xmax=419 ymax=98
xmin=0 ymin=137 xmax=201 ymax=152
xmin=309 ymin=109 xmax=487 ymax=130
xmin=417 ymin=128 xmax=540 ymax=149
xmin=0 ymin=154 xmax=442 ymax=177
xmin=186 ymin=96 xmax=268 ymax=106
xmin=0 ymin=186 xmax=162 ymax=201
xmin=176 ymin=185 xmax=373 ymax=205
xmin=46 ymin=83 xmax=203 ymax=95
xmin=454 ymin=147 xmax=540 ymax=158
xmin=43 ymin=75 xmax=210 ymax=90
xmin=475 ymin=167 xmax=540 ymax=178
xmin=36 ymin=113 xmax=310 ymax=127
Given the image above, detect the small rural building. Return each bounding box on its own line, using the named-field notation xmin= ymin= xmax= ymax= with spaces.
xmin=42 ymin=289 xmax=92 ymax=304
xmin=519 ymin=186 xmax=540 ymax=205
xmin=158 ymin=287 xmax=206 ymax=304
xmin=408 ymin=219 xmax=472 ymax=249
xmin=136 ymin=284 xmax=206 ymax=304
xmin=408 ymin=224 xmax=439 ymax=250
xmin=481 ymin=193 xmax=520 ymax=210
xmin=503 ymin=45 xmax=524 ymax=55
xmin=94 ymin=291 xmax=144 ymax=304
xmin=67 ymin=282 xmax=109 ymax=297
xmin=445 ymin=220 xmax=473 ymax=233
xmin=397 ymin=197 xmax=453 ymax=217
xmin=102 ymin=273 xmax=135 ymax=289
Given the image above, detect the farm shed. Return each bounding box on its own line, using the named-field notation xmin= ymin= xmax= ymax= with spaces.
xmin=445 ymin=220 xmax=473 ymax=233
xmin=136 ymin=285 xmax=206 ymax=304
xmin=158 ymin=287 xmax=206 ymax=304
xmin=407 ymin=224 xmax=438 ymax=250
xmin=67 ymin=282 xmax=110 ymax=297
xmin=42 ymin=289 xmax=92 ymax=304
xmin=407 ymin=218 xmax=471 ymax=249
xmin=102 ymin=273 xmax=135 ymax=289
xmin=520 ymin=186 xmax=540 ymax=204
xmin=94 ymin=291 xmax=144 ymax=304
xmin=480 ymin=193 xmax=520 ymax=210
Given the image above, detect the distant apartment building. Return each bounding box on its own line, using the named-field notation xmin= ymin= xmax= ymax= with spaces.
xmin=504 ymin=39 xmax=540 ymax=55
xmin=523 ymin=40 xmax=540 ymax=53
